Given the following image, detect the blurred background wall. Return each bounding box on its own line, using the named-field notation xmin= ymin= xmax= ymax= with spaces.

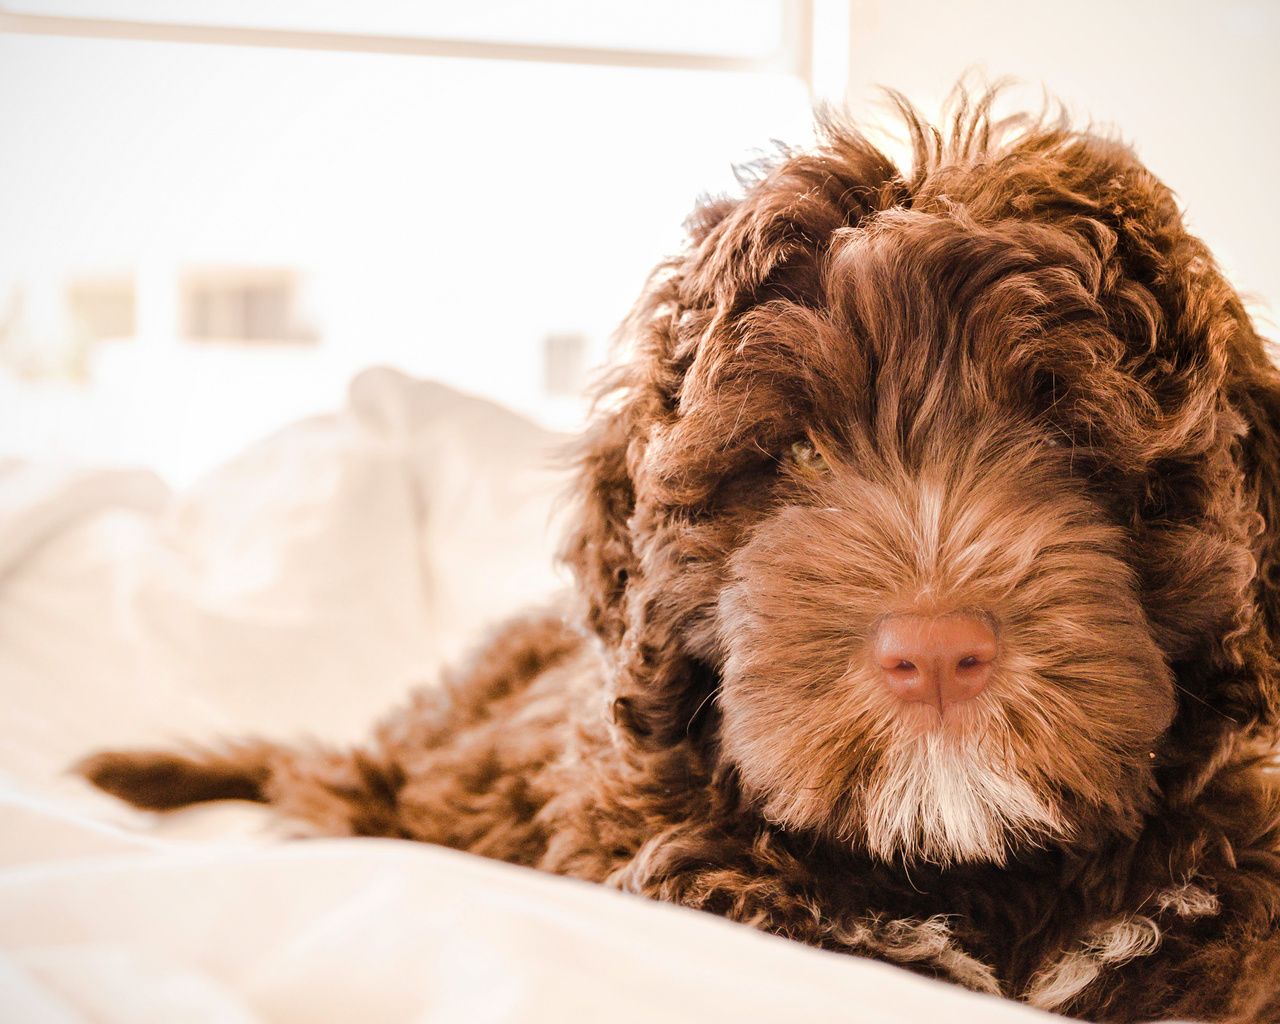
xmin=0 ymin=0 xmax=1275 ymax=486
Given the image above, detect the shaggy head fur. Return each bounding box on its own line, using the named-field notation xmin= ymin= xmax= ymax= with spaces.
xmin=565 ymin=92 xmax=1279 ymax=870
xmin=80 ymin=89 xmax=1280 ymax=1021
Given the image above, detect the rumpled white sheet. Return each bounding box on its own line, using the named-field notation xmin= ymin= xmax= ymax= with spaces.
xmin=0 ymin=368 xmax=1058 ymax=1023
xmin=1 ymin=367 xmax=569 ymax=800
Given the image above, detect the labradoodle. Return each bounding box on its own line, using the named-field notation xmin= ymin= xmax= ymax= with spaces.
xmin=80 ymin=92 xmax=1280 ymax=1021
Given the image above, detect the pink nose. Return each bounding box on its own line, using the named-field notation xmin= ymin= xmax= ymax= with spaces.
xmin=873 ymin=613 xmax=997 ymax=713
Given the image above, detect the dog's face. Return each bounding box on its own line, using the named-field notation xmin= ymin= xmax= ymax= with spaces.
xmin=565 ymin=102 xmax=1280 ymax=867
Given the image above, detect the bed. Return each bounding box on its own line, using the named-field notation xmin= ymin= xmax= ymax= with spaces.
xmin=0 ymin=367 xmax=1057 ymax=1023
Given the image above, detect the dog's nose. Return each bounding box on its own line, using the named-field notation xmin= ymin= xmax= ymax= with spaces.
xmin=873 ymin=613 xmax=996 ymax=713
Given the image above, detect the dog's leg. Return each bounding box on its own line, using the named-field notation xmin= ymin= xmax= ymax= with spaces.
xmin=76 ymin=745 xmax=273 ymax=810
xmin=75 ymin=615 xmax=587 ymax=838
xmin=75 ymin=741 xmax=408 ymax=838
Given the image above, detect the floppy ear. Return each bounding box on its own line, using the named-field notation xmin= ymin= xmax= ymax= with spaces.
xmin=1157 ymin=300 xmax=1280 ymax=799
xmin=560 ymin=396 xmax=640 ymax=649
xmin=1097 ymin=151 xmax=1280 ymax=732
xmin=558 ymin=123 xmax=906 ymax=748
xmin=1227 ymin=323 xmax=1280 ymax=665
xmin=1064 ymin=139 xmax=1280 ymax=751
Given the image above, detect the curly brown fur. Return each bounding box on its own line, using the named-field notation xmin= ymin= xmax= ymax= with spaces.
xmin=79 ymin=89 xmax=1280 ymax=1021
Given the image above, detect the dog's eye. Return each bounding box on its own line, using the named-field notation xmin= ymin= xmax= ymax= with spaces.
xmin=787 ymin=439 xmax=830 ymax=474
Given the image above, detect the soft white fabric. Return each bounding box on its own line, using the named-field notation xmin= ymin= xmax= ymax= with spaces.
xmin=0 ymin=368 xmax=1056 ymax=1023
xmin=0 ymin=461 xmax=168 ymax=582
xmin=0 ymin=367 xmax=569 ymax=810
xmin=128 ymin=365 xmax=571 ymax=740
xmin=0 ymin=797 xmax=1056 ymax=1024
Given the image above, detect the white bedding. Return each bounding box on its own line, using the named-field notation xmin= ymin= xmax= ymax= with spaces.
xmin=0 ymin=368 xmax=1056 ymax=1023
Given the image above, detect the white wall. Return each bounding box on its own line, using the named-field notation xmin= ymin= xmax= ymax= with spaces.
xmin=0 ymin=33 xmax=813 ymax=483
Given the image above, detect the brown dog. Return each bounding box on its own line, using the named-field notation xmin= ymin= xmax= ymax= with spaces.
xmin=81 ymin=91 xmax=1280 ymax=1021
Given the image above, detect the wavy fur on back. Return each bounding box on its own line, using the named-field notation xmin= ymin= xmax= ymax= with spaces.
xmin=81 ymin=89 xmax=1280 ymax=1021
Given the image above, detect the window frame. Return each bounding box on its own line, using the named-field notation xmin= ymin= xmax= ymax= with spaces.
xmin=0 ymin=1 xmax=837 ymax=95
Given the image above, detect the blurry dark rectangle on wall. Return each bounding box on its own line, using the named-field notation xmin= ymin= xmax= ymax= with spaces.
xmin=182 ymin=268 xmax=317 ymax=343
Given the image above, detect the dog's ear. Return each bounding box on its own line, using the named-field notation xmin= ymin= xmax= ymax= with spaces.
xmin=1225 ymin=321 xmax=1280 ymax=676
xmin=1108 ymin=171 xmax=1280 ymax=733
xmin=561 ymin=396 xmax=639 ymax=648
xmin=1155 ymin=296 xmax=1280 ymax=796
xmin=560 ymin=125 xmax=906 ymax=747
xmin=1040 ymin=137 xmax=1280 ymax=741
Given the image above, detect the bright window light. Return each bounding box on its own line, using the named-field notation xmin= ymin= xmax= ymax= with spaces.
xmin=0 ymin=21 xmax=816 ymax=486
xmin=3 ymin=0 xmax=788 ymax=58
